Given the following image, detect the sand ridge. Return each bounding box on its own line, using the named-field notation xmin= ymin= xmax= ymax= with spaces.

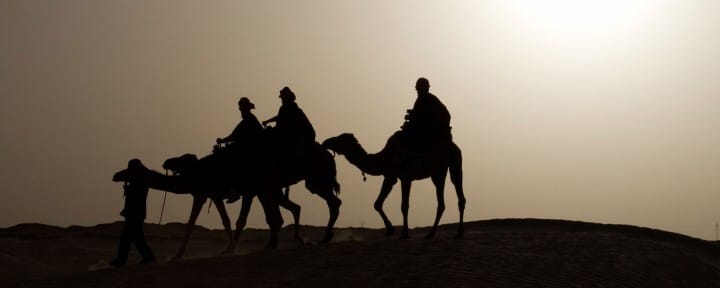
xmin=3 ymin=219 xmax=720 ymax=288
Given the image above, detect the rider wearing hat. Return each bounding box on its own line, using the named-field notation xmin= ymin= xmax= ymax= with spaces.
xmin=262 ymin=86 xmax=316 ymax=146
xmin=216 ymin=97 xmax=265 ymax=203
xmin=262 ymin=87 xmax=316 ymax=179
xmin=217 ymin=97 xmax=264 ymax=147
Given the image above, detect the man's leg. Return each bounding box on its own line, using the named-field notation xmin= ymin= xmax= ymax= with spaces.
xmin=110 ymin=221 xmax=132 ymax=267
xmin=131 ymin=220 xmax=156 ymax=263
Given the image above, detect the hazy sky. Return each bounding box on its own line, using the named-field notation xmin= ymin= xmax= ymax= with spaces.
xmin=2 ymin=0 xmax=719 ymax=239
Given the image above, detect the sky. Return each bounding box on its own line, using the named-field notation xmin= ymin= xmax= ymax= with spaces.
xmin=1 ymin=0 xmax=719 ymax=239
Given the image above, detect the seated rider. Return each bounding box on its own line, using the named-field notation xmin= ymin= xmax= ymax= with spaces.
xmin=216 ymin=97 xmax=264 ymax=153
xmin=216 ymin=97 xmax=264 ymax=203
xmin=262 ymin=86 xmax=316 ymax=148
xmin=262 ymin=87 xmax=316 ymax=144
xmin=262 ymin=86 xmax=316 ymax=176
xmin=402 ymin=77 xmax=452 ymax=148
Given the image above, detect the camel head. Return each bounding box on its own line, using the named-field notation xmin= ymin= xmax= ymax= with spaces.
xmin=322 ymin=133 xmax=359 ymax=156
xmin=163 ymin=154 xmax=199 ymax=176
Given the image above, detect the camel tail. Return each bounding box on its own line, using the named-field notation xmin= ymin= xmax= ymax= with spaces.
xmin=333 ymin=178 xmax=341 ymax=195
xmin=321 ymin=143 xmax=341 ymax=195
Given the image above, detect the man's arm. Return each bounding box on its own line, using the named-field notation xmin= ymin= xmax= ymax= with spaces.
xmin=113 ymin=169 xmax=129 ymax=182
xmin=262 ymin=115 xmax=278 ymax=126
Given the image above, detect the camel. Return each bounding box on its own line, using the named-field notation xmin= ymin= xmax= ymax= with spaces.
xmin=163 ymin=143 xmax=341 ymax=246
xmin=112 ymin=157 xmax=285 ymax=259
xmin=322 ymin=132 xmax=466 ymax=239
xmin=267 ymin=142 xmax=343 ymax=243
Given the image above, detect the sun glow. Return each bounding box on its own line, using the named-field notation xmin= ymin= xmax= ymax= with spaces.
xmin=510 ymin=1 xmax=651 ymax=40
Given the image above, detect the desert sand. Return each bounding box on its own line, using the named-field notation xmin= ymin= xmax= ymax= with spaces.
xmin=2 ymin=219 xmax=719 ymax=288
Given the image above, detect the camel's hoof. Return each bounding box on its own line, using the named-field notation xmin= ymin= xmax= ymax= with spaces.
xmin=220 ymin=248 xmax=234 ymax=255
xmin=294 ymin=236 xmax=307 ymax=245
xmin=455 ymin=231 xmax=464 ymax=239
xmin=399 ymin=232 xmax=410 ymax=240
xmin=424 ymin=232 xmax=436 ymax=239
xmin=385 ymin=227 xmax=395 ymax=236
xmin=264 ymin=242 xmax=278 ymax=250
xmin=171 ymin=255 xmax=183 ymax=261
xmin=320 ymin=233 xmax=333 ymax=244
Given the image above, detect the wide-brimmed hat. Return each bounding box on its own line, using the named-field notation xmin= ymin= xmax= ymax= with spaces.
xmin=238 ymin=97 xmax=255 ymax=110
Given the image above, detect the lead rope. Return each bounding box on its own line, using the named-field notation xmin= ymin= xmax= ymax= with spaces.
xmin=158 ymin=170 xmax=169 ymax=224
xmin=330 ymin=149 xmax=365 ymax=181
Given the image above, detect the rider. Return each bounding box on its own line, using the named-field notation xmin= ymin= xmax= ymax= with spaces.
xmin=262 ymin=86 xmax=316 ymax=145
xmin=403 ymin=77 xmax=452 ymax=147
xmin=216 ymin=97 xmax=264 ymax=203
xmin=216 ymin=97 xmax=264 ymax=150
xmin=262 ymin=86 xmax=316 ymax=179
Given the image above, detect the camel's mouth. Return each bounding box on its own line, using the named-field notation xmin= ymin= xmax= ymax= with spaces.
xmin=321 ymin=137 xmax=342 ymax=151
xmin=321 ymin=139 xmax=334 ymax=150
xmin=164 ymin=168 xmax=181 ymax=176
xmin=162 ymin=162 xmax=179 ymax=173
xmin=162 ymin=163 xmax=187 ymax=176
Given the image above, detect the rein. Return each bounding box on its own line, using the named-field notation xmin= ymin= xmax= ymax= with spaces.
xmin=329 ymin=147 xmax=366 ymax=182
xmin=158 ymin=170 xmax=169 ymax=224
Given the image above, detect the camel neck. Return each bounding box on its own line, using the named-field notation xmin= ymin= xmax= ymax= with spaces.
xmin=342 ymin=141 xmax=384 ymax=176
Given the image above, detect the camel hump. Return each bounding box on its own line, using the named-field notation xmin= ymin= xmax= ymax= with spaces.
xmin=377 ymin=131 xmax=405 ymax=155
xmin=381 ymin=130 xmax=454 ymax=164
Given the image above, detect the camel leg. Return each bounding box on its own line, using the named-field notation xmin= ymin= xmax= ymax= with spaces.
xmin=426 ymin=172 xmax=447 ymax=239
xmin=449 ymin=144 xmax=466 ymax=239
xmin=213 ymin=198 xmax=234 ymax=254
xmin=233 ymin=195 xmax=254 ymax=243
xmin=320 ymin=193 xmax=341 ymax=243
xmin=375 ymin=177 xmax=397 ymax=236
xmin=257 ymin=188 xmax=283 ymax=249
xmin=175 ymin=196 xmax=207 ymax=260
xmin=399 ymin=179 xmax=412 ymax=239
xmin=278 ymin=195 xmax=302 ymax=244
xmin=305 ymin=175 xmax=341 ymax=243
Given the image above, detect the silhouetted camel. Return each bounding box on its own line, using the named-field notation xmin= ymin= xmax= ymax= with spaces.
xmin=164 ymin=141 xmax=341 ymax=245
xmin=267 ymin=141 xmax=342 ymax=243
xmin=322 ymin=132 xmax=466 ymax=239
xmin=113 ymin=157 xmax=284 ymax=259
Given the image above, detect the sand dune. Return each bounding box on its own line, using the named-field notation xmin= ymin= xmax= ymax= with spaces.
xmin=3 ymin=219 xmax=719 ymax=288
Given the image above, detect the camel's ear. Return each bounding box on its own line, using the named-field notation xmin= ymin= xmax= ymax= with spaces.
xmin=347 ymin=133 xmax=358 ymax=143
